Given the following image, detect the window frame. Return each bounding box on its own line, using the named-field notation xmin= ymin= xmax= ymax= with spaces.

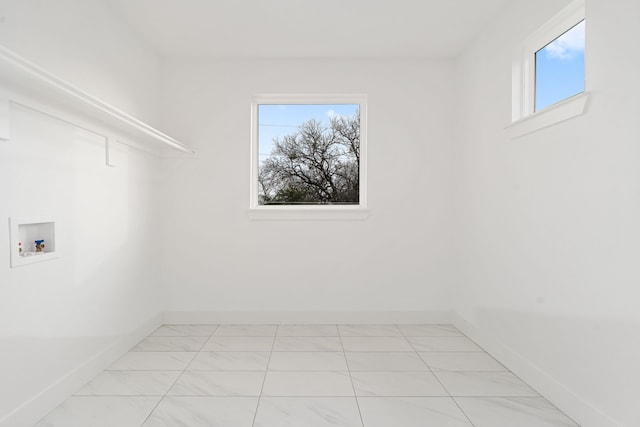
xmin=249 ymin=94 xmax=369 ymax=220
xmin=508 ymin=0 xmax=587 ymax=139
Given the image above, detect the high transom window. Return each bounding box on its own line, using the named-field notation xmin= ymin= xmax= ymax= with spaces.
xmin=535 ymin=20 xmax=585 ymax=112
xmin=509 ymin=0 xmax=586 ymax=138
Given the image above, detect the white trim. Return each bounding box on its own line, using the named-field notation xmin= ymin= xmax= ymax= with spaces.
xmin=0 ymin=313 xmax=162 ymax=427
xmin=250 ymin=94 xmax=368 ymax=220
xmin=163 ymin=310 xmax=452 ymax=325
xmin=512 ymin=0 xmax=585 ymax=123
xmin=451 ymin=312 xmax=621 ymax=427
xmin=506 ymin=91 xmax=589 ymax=139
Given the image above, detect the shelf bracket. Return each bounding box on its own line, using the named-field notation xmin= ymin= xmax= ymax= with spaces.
xmin=105 ymin=137 xmax=116 ymax=167
xmin=0 ymin=95 xmax=9 ymax=141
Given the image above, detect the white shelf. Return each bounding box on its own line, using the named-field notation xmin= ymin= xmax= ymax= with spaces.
xmin=0 ymin=44 xmax=194 ymax=154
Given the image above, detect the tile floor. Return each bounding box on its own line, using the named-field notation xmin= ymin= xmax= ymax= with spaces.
xmin=35 ymin=324 xmax=580 ymax=427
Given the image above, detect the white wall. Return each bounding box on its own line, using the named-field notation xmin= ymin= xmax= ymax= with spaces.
xmin=158 ymin=59 xmax=456 ymax=319
xmin=0 ymin=0 xmax=161 ymax=125
xmin=0 ymin=1 xmax=164 ymax=425
xmin=0 ymin=109 xmax=162 ymax=426
xmin=453 ymin=1 xmax=640 ymax=426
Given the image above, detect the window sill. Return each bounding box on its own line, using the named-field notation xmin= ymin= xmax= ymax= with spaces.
xmin=248 ymin=206 xmax=370 ymax=221
xmin=507 ymin=92 xmax=589 ymax=139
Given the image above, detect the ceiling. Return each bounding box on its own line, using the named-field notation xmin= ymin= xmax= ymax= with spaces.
xmin=106 ymin=0 xmax=513 ymax=60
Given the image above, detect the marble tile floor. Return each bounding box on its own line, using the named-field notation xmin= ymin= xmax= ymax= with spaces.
xmin=35 ymin=324 xmax=580 ymax=427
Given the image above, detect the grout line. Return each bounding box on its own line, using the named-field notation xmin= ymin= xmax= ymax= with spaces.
xmin=137 ymin=325 xmax=219 ymax=426
xmin=338 ymin=324 xmax=366 ymax=427
xmin=245 ymin=394 xmax=539 ymax=398
xmin=46 ymin=323 xmax=569 ymax=426
xmin=399 ymin=324 xmax=478 ymax=427
xmin=251 ymin=325 xmax=278 ymax=427
xmin=69 ymin=393 xmax=549 ymax=398
xmin=409 ymin=328 xmax=552 ymax=406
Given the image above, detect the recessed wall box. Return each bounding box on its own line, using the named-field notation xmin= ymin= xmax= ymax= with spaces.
xmin=9 ymin=217 xmax=57 ymax=267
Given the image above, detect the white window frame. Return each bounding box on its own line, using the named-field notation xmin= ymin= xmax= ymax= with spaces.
xmin=249 ymin=94 xmax=369 ymax=220
xmin=508 ymin=0 xmax=587 ymax=139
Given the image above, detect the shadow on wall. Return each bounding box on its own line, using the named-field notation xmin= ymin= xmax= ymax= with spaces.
xmin=0 ymin=242 xmax=160 ymax=426
xmin=472 ymin=307 xmax=639 ymax=427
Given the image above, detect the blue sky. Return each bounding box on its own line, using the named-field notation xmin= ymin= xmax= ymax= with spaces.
xmin=258 ymin=104 xmax=359 ymax=164
xmin=535 ymin=20 xmax=585 ymax=111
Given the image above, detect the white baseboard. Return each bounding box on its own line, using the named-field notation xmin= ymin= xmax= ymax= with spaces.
xmin=163 ymin=310 xmax=453 ymax=325
xmin=451 ymin=312 xmax=621 ymax=427
xmin=0 ymin=312 xmax=163 ymax=427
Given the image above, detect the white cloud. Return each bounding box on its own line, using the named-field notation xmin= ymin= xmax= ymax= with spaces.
xmin=326 ymin=109 xmax=337 ymax=118
xmin=543 ymin=20 xmax=585 ymax=60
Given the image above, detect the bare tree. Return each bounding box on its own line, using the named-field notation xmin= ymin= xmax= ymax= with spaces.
xmin=259 ymin=112 xmax=360 ymax=205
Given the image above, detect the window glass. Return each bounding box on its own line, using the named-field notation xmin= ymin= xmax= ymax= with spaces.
xmin=257 ymin=103 xmax=360 ymax=206
xmin=535 ymin=20 xmax=585 ymax=111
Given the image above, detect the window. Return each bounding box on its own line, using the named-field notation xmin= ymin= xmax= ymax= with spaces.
xmin=509 ymin=0 xmax=587 ymax=138
xmin=535 ymin=20 xmax=585 ymax=111
xmin=250 ymin=95 xmax=368 ymax=220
